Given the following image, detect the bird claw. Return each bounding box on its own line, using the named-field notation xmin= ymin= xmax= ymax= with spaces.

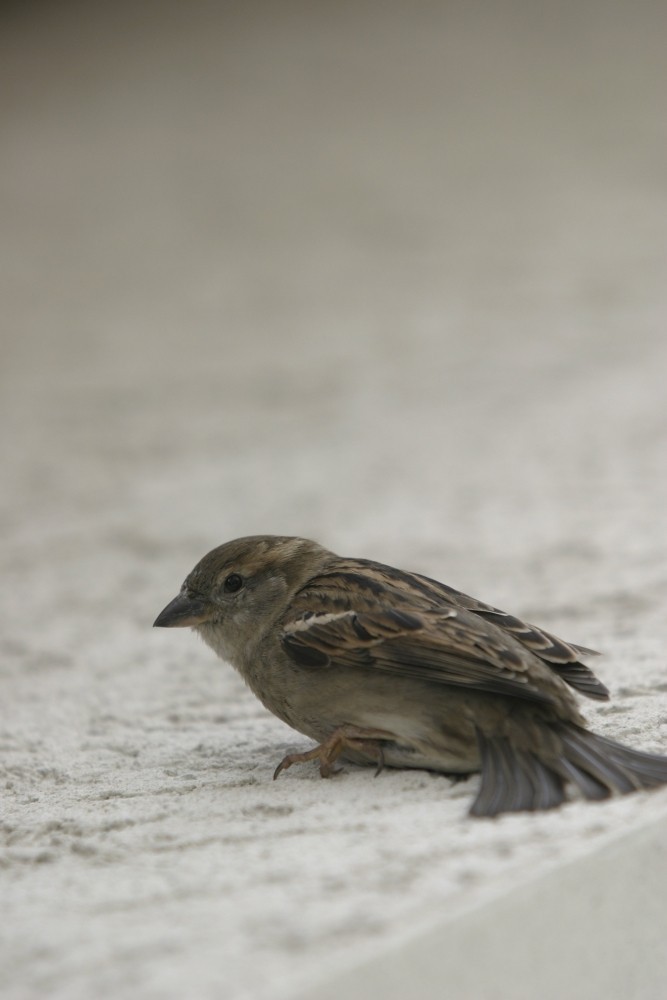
xmin=273 ymin=747 xmax=342 ymax=780
xmin=273 ymin=725 xmax=390 ymax=780
xmin=374 ymin=746 xmax=386 ymax=777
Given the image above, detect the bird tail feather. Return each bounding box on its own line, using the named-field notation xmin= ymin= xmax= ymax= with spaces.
xmin=470 ymin=724 xmax=667 ymax=818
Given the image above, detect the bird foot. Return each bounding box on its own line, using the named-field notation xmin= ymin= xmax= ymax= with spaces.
xmin=273 ymin=724 xmax=391 ymax=780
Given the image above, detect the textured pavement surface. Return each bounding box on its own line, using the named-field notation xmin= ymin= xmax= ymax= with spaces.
xmin=2 ymin=3 xmax=667 ymax=998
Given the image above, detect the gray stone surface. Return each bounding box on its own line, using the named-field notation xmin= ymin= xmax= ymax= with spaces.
xmin=2 ymin=3 xmax=667 ymax=998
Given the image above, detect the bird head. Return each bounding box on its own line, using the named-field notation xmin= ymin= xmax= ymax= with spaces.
xmin=153 ymin=535 xmax=329 ymax=642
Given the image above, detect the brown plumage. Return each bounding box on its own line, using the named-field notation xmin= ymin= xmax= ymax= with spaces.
xmin=154 ymin=535 xmax=667 ymax=817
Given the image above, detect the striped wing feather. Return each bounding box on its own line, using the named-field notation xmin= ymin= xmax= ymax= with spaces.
xmin=285 ymin=559 xmax=609 ymax=702
xmin=282 ymin=603 xmax=573 ymax=708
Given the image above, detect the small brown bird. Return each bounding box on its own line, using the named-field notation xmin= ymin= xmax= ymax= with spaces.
xmin=154 ymin=535 xmax=667 ymax=816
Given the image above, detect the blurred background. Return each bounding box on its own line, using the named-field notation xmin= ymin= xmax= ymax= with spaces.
xmin=3 ymin=0 xmax=666 ymax=597
xmin=2 ymin=3 xmax=667 ymax=997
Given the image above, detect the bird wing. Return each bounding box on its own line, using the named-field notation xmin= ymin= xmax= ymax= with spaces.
xmin=281 ymin=600 xmax=572 ymax=709
xmin=408 ymin=571 xmax=608 ymax=700
xmin=293 ymin=559 xmax=607 ymax=700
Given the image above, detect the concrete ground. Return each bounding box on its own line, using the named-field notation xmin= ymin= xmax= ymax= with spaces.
xmin=2 ymin=2 xmax=667 ymax=998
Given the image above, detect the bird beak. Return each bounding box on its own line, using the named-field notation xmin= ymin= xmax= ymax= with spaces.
xmin=153 ymin=593 xmax=213 ymax=628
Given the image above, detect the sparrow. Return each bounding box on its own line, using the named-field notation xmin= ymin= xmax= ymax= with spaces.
xmin=154 ymin=535 xmax=667 ymax=816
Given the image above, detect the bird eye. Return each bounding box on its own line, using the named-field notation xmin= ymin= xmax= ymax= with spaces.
xmin=223 ymin=573 xmax=244 ymax=593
